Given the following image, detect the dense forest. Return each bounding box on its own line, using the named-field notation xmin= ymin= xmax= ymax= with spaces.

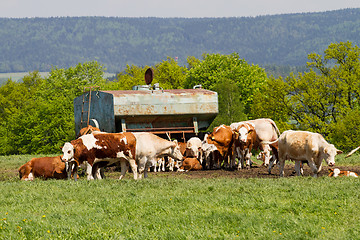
xmin=0 ymin=8 xmax=360 ymax=73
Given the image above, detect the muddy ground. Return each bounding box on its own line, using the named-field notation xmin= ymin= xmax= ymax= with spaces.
xmin=104 ymin=164 xmax=360 ymax=180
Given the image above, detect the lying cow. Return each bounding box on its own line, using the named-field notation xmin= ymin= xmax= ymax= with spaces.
xmin=19 ymin=156 xmax=76 ymax=181
xmin=328 ymin=168 xmax=358 ymax=178
xmin=177 ymin=157 xmax=202 ymax=172
xmin=276 ymin=130 xmax=342 ymax=177
xmin=61 ymin=132 xmax=138 ymax=180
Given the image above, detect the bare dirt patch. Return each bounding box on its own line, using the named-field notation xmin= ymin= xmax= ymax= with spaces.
xmin=105 ymin=164 xmax=360 ymax=180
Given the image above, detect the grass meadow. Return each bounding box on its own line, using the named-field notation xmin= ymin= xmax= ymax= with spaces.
xmin=1 ymin=154 xmax=360 ymax=239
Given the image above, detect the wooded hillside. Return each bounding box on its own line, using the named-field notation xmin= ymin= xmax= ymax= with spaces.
xmin=1 ymin=8 xmax=360 ymax=73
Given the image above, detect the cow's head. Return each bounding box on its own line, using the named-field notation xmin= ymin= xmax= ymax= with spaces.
xmin=235 ymin=124 xmax=255 ymax=144
xmin=61 ymin=142 xmax=75 ymax=162
xmin=323 ymin=144 xmax=343 ymax=167
xmin=170 ymin=140 xmax=184 ymax=161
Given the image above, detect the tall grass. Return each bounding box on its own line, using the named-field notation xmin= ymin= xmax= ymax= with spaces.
xmin=1 ymin=154 xmax=360 ymax=239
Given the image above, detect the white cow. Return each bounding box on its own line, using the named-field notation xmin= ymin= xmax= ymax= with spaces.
xmin=133 ymin=133 xmax=183 ymax=178
xmin=276 ymin=130 xmax=342 ymax=177
xmin=186 ymin=137 xmax=203 ymax=163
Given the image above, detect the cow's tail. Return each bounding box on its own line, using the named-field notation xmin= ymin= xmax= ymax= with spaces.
xmin=260 ymin=139 xmax=279 ymax=146
xmin=266 ymin=118 xmax=281 ymax=136
xmin=90 ymin=119 xmax=100 ymax=129
xmin=346 ymin=146 xmax=360 ymax=158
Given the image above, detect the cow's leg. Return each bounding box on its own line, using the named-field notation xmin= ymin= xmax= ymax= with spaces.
xmin=268 ymin=156 xmax=277 ymax=174
xmin=86 ymin=162 xmax=94 ymax=180
xmin=72 ymin=163 xmax=78 ymax=181
xmin=278 ymin=155 xmax=285 ymax=177
xmin=96 ymin=168 xmax=102 ymax=179
xmin=92 ymin=163 xmax=99 ymax=180
xmin=307 ymin=160 xmax=318 ymax=177
xmin=143 ymin=159 xmax=155 ymax=178
xmin=160 ymin=158 xmax=165 ymax=172
xmin=263 ymin=145 xmax=272 ymax=167
xmin=198 ymin=149 xmax=203 ymax=164
xmin=294 ymin=161 xmax=303 ymax=176
xmin=238 ymin=149 xmax=245 ymax=170
xmin=168 ymin=157 xmax=174 ymax=171
xmin=66 ymin=162 xmax=71 ymax=180
xmin=119 ymin=160 xmax=128 ymax=180
xmin=245 ymin=149 xmax=252 ymax=169
xmin=128 ymin=159 xmax=138 ymax=180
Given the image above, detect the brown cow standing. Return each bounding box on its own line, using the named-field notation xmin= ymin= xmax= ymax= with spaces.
xmin=206 ymin=125 xmax=234 ymax=169
xmin=178 ymin=157 xmax=202 ymax=171
xmin=19 ymin=156 xmax=76 ymax=181
xmin=232 ymin=122 xmax=257 ymax=169
xmin=61 ymin=132 xmax=137 ymax=180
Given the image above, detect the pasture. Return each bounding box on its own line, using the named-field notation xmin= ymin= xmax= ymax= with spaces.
xmin=1 ymin=154 xmax=360 ymax=239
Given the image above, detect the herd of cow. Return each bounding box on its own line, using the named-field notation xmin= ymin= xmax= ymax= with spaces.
xmin=18 ymin=118 xmax=359 ymax=181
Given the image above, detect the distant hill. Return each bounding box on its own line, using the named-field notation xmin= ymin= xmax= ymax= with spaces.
xmin=0 ymin=8 xmax=360 ymax=73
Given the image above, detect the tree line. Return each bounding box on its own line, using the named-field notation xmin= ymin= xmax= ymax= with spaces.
xmin=1 ymin=8 xmax=360 ymax=73
xmin=1 ymin=42 xmax=360 ymax=155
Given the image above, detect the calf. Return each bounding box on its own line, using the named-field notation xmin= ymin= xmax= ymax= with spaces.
xmin=178 ymin=157 xmax=202 ymax=172
xmin=328 ymin=168 xmax=358 ymax=178
xmin=19 ymin=156 xmax=76 ymax=181
xmin=61 ymin=132 xmax=138 ymax=180
xmin=277 ymin=130 xmax=342 ymax=177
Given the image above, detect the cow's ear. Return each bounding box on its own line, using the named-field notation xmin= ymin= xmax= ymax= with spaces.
xmin=233 ymin=131 xmax=239 ymax=139
xmin=173 ymin=140 xmax=178 ymax=145
xmin=336 ymin=149 xmax=343 ymax=154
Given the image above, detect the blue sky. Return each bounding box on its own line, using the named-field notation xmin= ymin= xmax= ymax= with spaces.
xmin=1 ymin=0 xmax=359 ymax=18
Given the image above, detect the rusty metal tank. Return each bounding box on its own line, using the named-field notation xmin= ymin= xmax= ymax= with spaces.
xmin=73 ymin=85 xmax=218 ymax=137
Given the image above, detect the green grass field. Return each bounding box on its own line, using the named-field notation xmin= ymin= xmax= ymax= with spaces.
xmin=1 ymin=154 xmax=360 ymax=239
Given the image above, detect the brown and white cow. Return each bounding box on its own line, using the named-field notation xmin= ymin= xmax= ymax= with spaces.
xmin=61 ymin=132 xmax=138 ymax=180
xmin=19 ymin=156 xmax=76 ymax=181
xmin=230 ymin=118 xmax=280 ymax=167
xmin=206 ymin=125 xmax=234 ymax=169
xmin=328 ymin=168 xmax=358 ymax=178
xmin=177 ymin=157 xmax=202 ymax=172
xmin=132 ymin=132 xmax=183 ymax=178
xmin=231 ymin=122 xmax=257 ymax=169
xmin=276 ymin=130 xmax=342 ymax=177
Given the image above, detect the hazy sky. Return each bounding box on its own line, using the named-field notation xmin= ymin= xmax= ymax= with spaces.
xmin=1 ymin=0 xmax=359 ymax=18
